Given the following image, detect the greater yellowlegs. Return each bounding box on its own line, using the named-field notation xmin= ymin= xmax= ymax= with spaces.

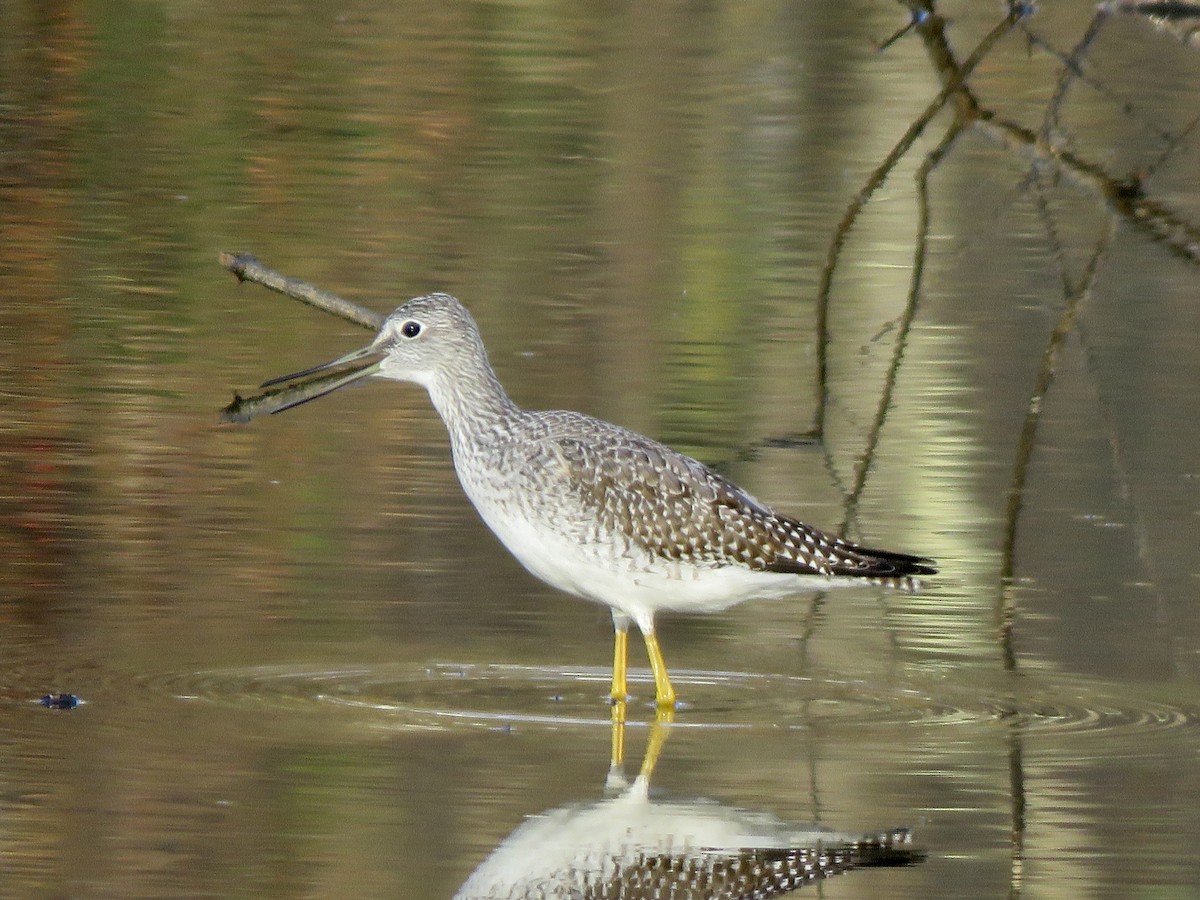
xmin=455 ymin=719 xmax=921 ymax=898
xmin=245 ymin=293 xmax=936 ymax=708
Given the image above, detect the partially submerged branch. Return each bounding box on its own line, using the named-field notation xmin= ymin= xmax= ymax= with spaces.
xmin=998 ymin=210 xmax=1115 ymax=672
xmin=219 ymin=252 xmax=384 ymax=331
xmin=815 ymin=5 xmax=1022 ymax=445
xmin=218 ymin=253 xmax=387 ymax=423
xmin=912 ymin=11 xmax=1200 ymax=263
xmin=838 ymin=119 xmax=966 ymax=538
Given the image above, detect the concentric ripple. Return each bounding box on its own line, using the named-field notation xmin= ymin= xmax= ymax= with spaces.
xmin=974 ymin=687 xmax=1200 ymax=745
xmin=132 ymin=662 xmax=1200 ymax=740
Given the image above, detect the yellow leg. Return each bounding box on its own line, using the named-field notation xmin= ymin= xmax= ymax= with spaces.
xmin=611 ymin=625 xmax=629 ymax=703
xmin=610 ymin=699 xmax=627 ymax=768
xmin=642 ymin=630 xmax=677 ymax=709
xmin=639 ymin=714 xmax=673 ymax=779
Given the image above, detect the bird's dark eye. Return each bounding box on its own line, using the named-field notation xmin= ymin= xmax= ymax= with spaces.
xmin=401 ymin=320 xmax=421 ymax=338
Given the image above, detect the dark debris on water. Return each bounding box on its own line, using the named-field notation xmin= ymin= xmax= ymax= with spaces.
xmin=39 ymin=693 xmax=82 ymax=710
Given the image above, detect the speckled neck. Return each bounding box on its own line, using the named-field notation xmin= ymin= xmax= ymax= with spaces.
xmin=425 ymin=337 xmax=520 ymax=452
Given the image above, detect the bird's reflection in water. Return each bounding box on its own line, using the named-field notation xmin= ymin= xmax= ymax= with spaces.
xmin=454 ymin=703 xmax=924 ymax=898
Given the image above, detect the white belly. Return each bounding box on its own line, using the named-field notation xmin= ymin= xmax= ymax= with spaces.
xmin=472 ymin=496 xmax=830 ymax=627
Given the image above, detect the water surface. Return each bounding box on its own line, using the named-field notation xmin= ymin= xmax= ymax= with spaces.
xmin=3 ymin=1 xmax=1199 ymax=897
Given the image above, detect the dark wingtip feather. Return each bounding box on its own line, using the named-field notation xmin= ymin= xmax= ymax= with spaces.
xmin=853 ymin=546 xmax=938 ymax=578
xmin=764 ymin=545 xmax=937 ymax=581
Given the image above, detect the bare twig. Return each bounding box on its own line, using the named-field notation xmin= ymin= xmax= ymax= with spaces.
xmin=815 ymin=5 xmax=1021 ymax=442
xmin=219 ymin=252 xmax=384 ymax=331
xmin=1029 ymin=179 xmax=1174 ymax=651
xmin=915 ymin=27 xmax=1200 ymax=263
xmin=1006 ymin=721 xmax=1027 ymax=900
xmin=1039 ymin=8 xmax=1112 ymax=145
xmin=839 ymin=119 xmax=966 ymax=537
xmin=998 ymin=212 xmax=1114 ymax=670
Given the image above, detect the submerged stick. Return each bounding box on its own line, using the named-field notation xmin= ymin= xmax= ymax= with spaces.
xmin=218 ymin=252 xmax=386 ymax=422
xmin=221 ymin=356 xmax=381 ymax=424
xmin=219 ymin=252 xmax=384 ymax=331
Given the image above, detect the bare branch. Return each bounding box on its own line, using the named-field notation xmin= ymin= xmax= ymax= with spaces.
xmin=816 ymin=7 xmax=1021 ymax=442
xmin=219 ymin=251 xmax=384 ymax=331
xmin=839 ymin=120 xmax=966 ymax=537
